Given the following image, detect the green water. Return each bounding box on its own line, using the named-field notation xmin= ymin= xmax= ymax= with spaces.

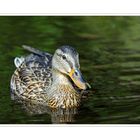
xmin=0 ymin=16 xmax=140 ymax=124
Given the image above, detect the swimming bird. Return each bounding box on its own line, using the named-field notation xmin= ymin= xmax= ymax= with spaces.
xmin=10 ymin=45 xmax=90 ymax=108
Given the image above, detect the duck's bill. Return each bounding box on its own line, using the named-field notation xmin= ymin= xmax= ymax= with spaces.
xmin=69 ymin=68 xmax=89 ymax=90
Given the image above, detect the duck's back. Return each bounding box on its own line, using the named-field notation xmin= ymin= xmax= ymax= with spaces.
xmin=10 ymin=47 xmax=53 ymax=101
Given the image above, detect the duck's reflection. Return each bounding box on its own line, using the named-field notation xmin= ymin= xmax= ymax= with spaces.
xmin=17 ymin=100 xmax=78 ymax=124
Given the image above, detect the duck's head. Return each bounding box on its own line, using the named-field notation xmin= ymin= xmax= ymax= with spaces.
xmin=52 ymin=45 xmax=89 ymax=90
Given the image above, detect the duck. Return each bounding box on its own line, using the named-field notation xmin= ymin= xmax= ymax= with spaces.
xmin=10 ymin=45 xmax=90 ymax=109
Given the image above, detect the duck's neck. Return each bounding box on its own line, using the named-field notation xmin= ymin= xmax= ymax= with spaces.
xmin=46 ymin=69 xmax=80 ymax=108
xmin=52 ymin=69 xmax=72 ymax=87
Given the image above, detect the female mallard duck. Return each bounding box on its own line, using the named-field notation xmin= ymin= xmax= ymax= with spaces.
xmin=10 ymin=45 xmax=90 ymax=108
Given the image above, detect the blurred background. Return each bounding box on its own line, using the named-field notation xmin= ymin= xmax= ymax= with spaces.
xmin=0 ymin=16 xmax=140 ymax=124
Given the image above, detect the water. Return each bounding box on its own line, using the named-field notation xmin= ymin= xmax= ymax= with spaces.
xmin=0 ymin=16 xmax=140 ymax=124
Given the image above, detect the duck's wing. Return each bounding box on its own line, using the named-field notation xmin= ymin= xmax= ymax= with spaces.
xmin=22 ymin=45 xmax=52 ymax=57
xmin=10 ymin=46 xmax=53 ymax=100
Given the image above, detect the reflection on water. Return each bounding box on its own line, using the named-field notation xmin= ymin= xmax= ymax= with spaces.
xmin=13 ymin=99 xmax=77 ymax=124
xmin=10 ymin=93 xmax=140 ymax=124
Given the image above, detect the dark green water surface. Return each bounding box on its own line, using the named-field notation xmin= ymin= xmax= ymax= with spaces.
xmin=0 ymin=16 xmax=140 ymax=124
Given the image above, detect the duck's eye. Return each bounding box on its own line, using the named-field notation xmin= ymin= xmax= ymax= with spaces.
xmin=75 ymin=71 xmax=78 ymax=76
xmin=62 ymin=55 xmax=66 ymax=60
